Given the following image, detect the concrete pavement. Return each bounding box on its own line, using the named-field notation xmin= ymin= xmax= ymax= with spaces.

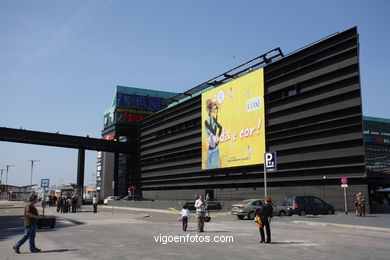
xmin=1 ymin=201 xmax=389 ymax=260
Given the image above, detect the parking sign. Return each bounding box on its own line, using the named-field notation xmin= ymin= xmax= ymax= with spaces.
xmin=265 ymin=152 xmax=277 ymax=170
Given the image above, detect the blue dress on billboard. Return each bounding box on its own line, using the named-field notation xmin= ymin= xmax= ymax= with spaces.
xmin=205 ymin=115 xmax=222 ymax=169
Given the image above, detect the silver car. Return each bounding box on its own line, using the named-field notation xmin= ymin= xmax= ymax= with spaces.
xmin=231 ymin=199 xmax=287 ymax=220
xmin=103 ymin=196 xmax=118 ymax=205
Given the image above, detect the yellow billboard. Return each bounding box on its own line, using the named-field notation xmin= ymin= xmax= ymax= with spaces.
xmin=201 ymin=68 xmax=265 ymax=170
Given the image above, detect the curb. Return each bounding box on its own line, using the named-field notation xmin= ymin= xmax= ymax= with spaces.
xmin=100 ymin=205 xmax=232 ymax=217
xmin=101 ymin=205 xmax=178 ymax=214
xmin=291 ymin=220 xmax=390 ymax=232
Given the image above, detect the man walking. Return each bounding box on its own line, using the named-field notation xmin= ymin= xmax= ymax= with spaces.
xmin=13 ymin=195 xmax=41 ymax=253
xmin=93 ymin=194 xmax=98 ymax=213
xmin=195 ymin=195 xmax=206 ymax=232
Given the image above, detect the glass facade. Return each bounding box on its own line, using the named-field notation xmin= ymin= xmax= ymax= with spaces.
xmin=363 ymin=116 xmax=390 ymax=171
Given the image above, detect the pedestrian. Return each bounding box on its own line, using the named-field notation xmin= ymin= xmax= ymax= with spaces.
xmin=67 ymin=197 xmax=72 ymax=213
xmin=255 ymin=196 xmax=273 ymax=243
xmin=76 ymin=194 xmax=81 ymax=212
xmin=180 ymin=204 xmax=190 ymax=231
xmin=71 ymin=195 xmax=77 ymax=213
xmin=56 ymin=196 xmax=62 ymax=213
xmin=63 ymin=196 xmax=69 ymax=213
xmin=93 ymin=194 xmax=98 ymax=213
xmin=358 ymin=192 xmax=366 ymax=217
xmin=41 ymin=196 xmax=45 ymax=209
xmin=355 ymin=193 xmax=360 ymax=216
xmin=13 ymin=195 xmax=41 ymax=254
xmin=195 ymin=195 xmax=206 ymax=232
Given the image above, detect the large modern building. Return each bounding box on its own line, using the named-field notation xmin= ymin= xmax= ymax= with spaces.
xmin=98 ymin=86 xmax=177 ymax=198
xmin=98 ymin=27 xmax=390 ymax=213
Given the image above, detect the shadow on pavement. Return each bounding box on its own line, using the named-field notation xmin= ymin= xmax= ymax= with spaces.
xmin=0 ymin=214 xmax=85 ymax=243
xmin=39 ymin=248 xmax=78 ymax=253
xmin=271 ymin=241 xmax=306 ymax=245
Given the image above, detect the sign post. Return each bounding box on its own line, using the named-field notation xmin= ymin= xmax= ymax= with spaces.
xmin=129 ymin=185 xmax=136 ymax=201
xmin=264 ymin=152 xmax=277 ymax=197
xmin=341 ymin=177 xmax=348 ymax=215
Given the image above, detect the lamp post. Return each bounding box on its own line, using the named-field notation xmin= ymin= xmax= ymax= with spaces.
xmin=323 ymin=176 xmax=327 ymax=200
xmin=29 ymin=160 xmax=40 ymax=187
xmin=0 ymin=168 xmax=4 ymax=186
xmin=0 ymin=169 xmax=4 ymax=198
xmin=4 ymin=165 xmax=15 ymax=195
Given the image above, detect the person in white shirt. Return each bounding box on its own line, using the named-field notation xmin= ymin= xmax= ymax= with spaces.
xmin=195 ymin=195 xmax=206 ymax=232
xmin=92 ymin=195 xmax=98 ymax=213
xmin=180 ymin=205 xmax=190 ymax=231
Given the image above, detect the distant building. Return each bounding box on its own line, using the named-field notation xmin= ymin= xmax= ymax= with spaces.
xmin=0 ymin=185 xmax=34 ymax=201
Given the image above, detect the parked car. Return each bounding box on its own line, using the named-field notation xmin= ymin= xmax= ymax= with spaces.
xmin=103 ymin=196 xmax=118 ymax=205
xmin=231 ymin=199 xmax=287 ymax=220
xmin=283 ymin=196 xmax=335 ymax=216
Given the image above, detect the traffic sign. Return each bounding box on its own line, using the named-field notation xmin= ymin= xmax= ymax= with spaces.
xmin=41 ymin=179 xmax=49 ymax=188
xmin=265 ymin=152 xmax=277 ymax=170
xmin=341 ymin=177 xmax=348 ymax=187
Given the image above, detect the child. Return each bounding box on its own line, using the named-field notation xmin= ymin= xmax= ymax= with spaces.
xmin=180 ymin=204 xmax=190 ymax=231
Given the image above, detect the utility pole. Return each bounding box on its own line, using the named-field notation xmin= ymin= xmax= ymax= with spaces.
xmin=0 ymin=169 xmax=4 ymax=186
xmin=29 ymin=160 xmax=40 ymax=187
xmin=0 ymin=169 xmax=4 ymax=198
xmin=4 ymin=165 xmax=15 ymax=194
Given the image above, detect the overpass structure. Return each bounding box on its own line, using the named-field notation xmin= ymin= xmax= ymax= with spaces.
xmin=0 ymin=127 xmax=131 ymax=196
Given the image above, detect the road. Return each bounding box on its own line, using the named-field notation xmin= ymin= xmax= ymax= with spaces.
xmin=0 ymin=201 xmax=389 ymax=260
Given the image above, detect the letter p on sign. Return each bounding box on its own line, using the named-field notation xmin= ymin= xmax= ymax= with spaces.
xmin=265 ymin=152 xmax=277 ymax=170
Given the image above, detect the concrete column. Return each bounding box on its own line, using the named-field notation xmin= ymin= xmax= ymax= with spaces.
xmin=77 ymin=148 xmax=85 ymax=202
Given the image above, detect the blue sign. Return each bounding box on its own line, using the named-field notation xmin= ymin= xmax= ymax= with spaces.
xmin=41 ymin=179 xmax=49 ymax=188
xmin=265 ymin=152 xmax=277 ymax=170
xmin=341 ymin=177 xmax=348 ymax=184
xmin=117 ymin=93 xmax=162 ymax=111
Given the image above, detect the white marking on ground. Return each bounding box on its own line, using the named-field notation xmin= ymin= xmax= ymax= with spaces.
xmin=7 ymin=227 xmax=24 ymax=230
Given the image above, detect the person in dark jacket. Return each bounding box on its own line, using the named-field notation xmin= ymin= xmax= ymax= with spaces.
xmin=255 ymin=196 xmax=273 ymax=243
xmin=13 ymin=195 xmax=41 ymax=253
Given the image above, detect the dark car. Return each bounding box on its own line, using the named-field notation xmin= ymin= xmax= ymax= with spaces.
xmin=283 ymin=196 xmax=335 ymax=216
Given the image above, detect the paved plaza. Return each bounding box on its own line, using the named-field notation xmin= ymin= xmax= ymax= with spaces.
xmin=1 ymin=200 xmax=389 ymax=260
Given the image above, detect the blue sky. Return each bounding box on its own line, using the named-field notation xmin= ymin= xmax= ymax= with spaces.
xmin=1 ymin=0 xmax=389 ymax=187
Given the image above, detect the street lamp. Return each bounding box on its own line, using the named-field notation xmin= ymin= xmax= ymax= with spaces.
xmin=0 ymin=169 xmax=4 ymax=198
xmin=29 ymin=160 xmax=40 ymax=187
xmin=4 ymin=165 xmax=15 ymax=194
xmin=0 ymin=168 xmax=4 ymax=186
xmin=323 ymin=176 xmax=327 ymax=200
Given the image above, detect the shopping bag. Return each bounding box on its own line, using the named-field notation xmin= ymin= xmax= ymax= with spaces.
xmin=256 ymin=216 xmax=263 ymax=228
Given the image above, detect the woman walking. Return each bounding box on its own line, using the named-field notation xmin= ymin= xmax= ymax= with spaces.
xmin=255 ymin=196 xmax=273 ymax=243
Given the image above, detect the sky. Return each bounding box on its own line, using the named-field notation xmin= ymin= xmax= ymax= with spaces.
xmin=0 ymin=0 xmax=389 ymax=187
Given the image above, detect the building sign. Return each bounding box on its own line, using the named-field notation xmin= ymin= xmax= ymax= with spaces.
xmin=103 ymin=86 xmax=177 ymax=129
xmin=364 ymin=136 xmax=390 ymax=144
xmin=103 ymin=133 xmax=115 ymax=141
xmin=201 ymin=69 xmax=266 ymax=170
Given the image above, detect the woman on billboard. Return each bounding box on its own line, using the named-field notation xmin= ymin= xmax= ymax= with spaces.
xmin=205 ymin=99 xmax=223 ymax=169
